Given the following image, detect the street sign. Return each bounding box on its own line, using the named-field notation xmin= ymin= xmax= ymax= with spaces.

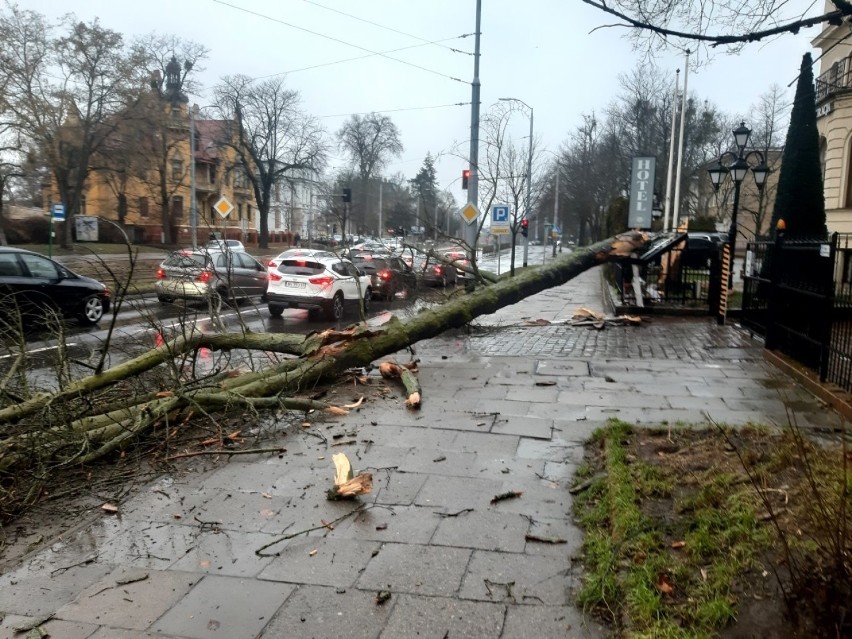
xmin=458 ymin=202 xmax=480 ymax=225
xmin=491 ymin=205 xmax=510 ymax=235
xmin=51 ymin=203 xmax=65 ymax=222
xmin=213 ymin=195 xmax=234 ymax=218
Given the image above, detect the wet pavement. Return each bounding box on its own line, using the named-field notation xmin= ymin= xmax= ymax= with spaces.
xmin=0 ymin=266 xmax=843 ymax=639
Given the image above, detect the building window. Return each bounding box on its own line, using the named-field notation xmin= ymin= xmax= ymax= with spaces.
xmin=139 ymin=197 xmax=149 ymax=218
xmin=274 ymin=207 xmax=280 ymax=228
xmin=846 ymin=138 xmax=852 ymax=208
xmin=247 ymin=204 xmax=252 ymax=224
xmin=171 ymin=158 xmax=184 ymax=180
xmin=171 ymin=196 xmax=184 ymax=219
xmin=80 ymin=196 xmax=87 ymax=215
xmin=237 ymin=203 xmax=243 ymax=221
xmin=170 ymin=106 xmax=181 ymax=120
xmin=208 ymin=164 xmax=216 ymax=183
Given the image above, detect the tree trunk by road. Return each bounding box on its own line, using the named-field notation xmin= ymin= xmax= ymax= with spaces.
xmin=0 ymin=233 xmax=649 ymax=476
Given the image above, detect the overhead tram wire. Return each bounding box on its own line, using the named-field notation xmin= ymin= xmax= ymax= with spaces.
xmin=319 ymin=102 xmax=471 ymax=119
xmin=251 ymin=36 xmax=469 ymax=81
xmin=301 ymin=0 xmax=474 ymax=55
xmin=211 ymin=0 xmax=467 ymax=85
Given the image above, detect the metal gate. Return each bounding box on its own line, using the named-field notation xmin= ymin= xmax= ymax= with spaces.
xmin=742 ymin=233 xmax=838 ymax=385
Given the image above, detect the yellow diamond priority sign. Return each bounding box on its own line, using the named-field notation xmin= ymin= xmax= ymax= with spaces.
xmin=213 ymin=195 xmax=234 ymax=219
xmin=459 ymin=202 xmax=480 ymax=225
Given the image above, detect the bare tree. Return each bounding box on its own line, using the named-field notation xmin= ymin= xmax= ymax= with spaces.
xmin=337 ymin=113 xmax=403 ymax=235
xmin=740 ymin=85 xmax=790 ymax=238
xmin=0 ymin=6 xmax=144 ymax=246
xmin=581 ymin=0 xmax=848 ymax=64
xmin=215 ymin=75 xmax=328 ymax=249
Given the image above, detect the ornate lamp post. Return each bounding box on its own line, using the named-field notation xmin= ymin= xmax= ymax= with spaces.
xmin=707 ymin=122 xmax=770 ymax=288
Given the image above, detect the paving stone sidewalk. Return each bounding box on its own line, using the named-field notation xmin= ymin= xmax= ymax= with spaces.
xmin=0 ymin=267 xmax=840 ymax=639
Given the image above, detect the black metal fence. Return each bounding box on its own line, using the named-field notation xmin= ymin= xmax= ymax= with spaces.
xmin=610 ymin=243 xmax=721 ymax=311
xmin=742 ymin=232 xmax=852 ymax=392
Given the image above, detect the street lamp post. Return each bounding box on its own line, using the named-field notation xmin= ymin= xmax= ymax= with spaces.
xmin=499 ymin=97 xmax=533 ymax=268
xmin=707 ymin=122 xmax=770 ymax=289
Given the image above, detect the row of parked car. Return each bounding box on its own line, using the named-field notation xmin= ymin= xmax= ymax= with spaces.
xmin=154 ymin=241 xmax=473 ymax=321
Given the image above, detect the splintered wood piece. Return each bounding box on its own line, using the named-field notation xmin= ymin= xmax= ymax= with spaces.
xmin=379 ymin=360 xmax=422 ymax=409
xmin=327 ymin=452 xmax=373 ymax=500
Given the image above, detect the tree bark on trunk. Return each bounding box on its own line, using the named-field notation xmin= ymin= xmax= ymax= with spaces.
xmin=0 ymin=233 xmax=648 ymax=475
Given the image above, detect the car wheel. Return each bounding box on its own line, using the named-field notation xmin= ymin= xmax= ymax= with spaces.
xmin=440 ymin=274 xmax=448 ymax=288
xmin=268 ymin=303 xmax=284 ymax=317
xmin=78 ymin=295 xmax=104 ymax=325
xmin=325 ymin=292 xmax=344 ymax=321
xmin=362 ymin=288 xmax=371 ymax=313
xmin=157 ymin=295 xmax=174 ymax=305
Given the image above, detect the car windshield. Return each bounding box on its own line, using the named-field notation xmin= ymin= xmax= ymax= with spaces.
xmin=354 ymin=258 xmax=389 ymax=271
xmin=277 ymin=260 xmax=326 ymax=275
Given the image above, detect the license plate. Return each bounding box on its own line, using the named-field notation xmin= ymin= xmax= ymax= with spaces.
xmin=285 ymin=281 xmax=306 ymax=289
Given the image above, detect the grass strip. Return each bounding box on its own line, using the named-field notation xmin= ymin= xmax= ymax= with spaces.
xmin=573 ymin=420 xmax=771 ymax=638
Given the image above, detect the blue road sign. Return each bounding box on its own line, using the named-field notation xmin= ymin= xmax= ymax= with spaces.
xmin=552 ymin=225 xmax=561 ymax=234
xmin=491 ymin=205 xmax=509 ymax=223
xmin=51 ymin=203 xmax=65 ymax=222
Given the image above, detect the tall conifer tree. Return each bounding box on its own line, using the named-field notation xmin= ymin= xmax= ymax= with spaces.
xmin=771 ymin=53 xmax=826 ymax=238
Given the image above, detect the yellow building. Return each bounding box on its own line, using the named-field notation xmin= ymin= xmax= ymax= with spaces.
xmin=54 ymin=57 xmax=257 ymax=246
xmin=813 ymin=1 xmax=852 ymax=232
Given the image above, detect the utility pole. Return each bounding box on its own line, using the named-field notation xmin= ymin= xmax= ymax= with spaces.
xmin=663 ymin=69 xmax=680 ymax=233
xmin=552 ymin=167 xmax=559 ymax=257
xmin=189 ymin=105 xmax=197 ymax=249
xmin=378 ymin=181 xmax=383 ymax=239
xmin=466 ymin=0 xmax=482 ymax=253
xmin=672 ymin=50 xmax=690 ymax=231
xmin=523 ymin=107 xmax=533 ymax=267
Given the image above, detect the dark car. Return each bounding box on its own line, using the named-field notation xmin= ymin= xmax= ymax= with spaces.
xmin=442 ymin=250 xmax=472 ymax=279
xmin=681 ymin=233 xmax=724 ymax=269
xmin=155 ymin=249 xmax=268 ymax=305
xmin=351 ymin=254 xmax=416 ymax=300
xmin=413 ymin=255 xmax=458 ymax=288
xmin=0 ymin=247 xmax=111 ymax=326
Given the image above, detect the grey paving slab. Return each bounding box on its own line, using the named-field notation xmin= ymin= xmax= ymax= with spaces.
xmin=502 ymin=604 xmax=608 ymax=638
xmin=0 ymin=556 xmax=113 ymax=617
xmin=151 ymin=575 xmax=294 ymax=639
xmin=120 ymin=480 xmax=215 ymax=523
xmin=528 ymin=402 xmax=592 ymax=421
xmin=191 ymin=488 xmax=291 ymax=533
xmin=459 ymin=549 xmax=572 ymax=605
xmin=450 ymin=431 xmax=521 ymax=455
xmin=168 ymin=530 xmax=278 ymax=577
xmin=469 ymin=454 xmax=546 ymax=480
xmin=414 ymin=474 xmax=505 ymax=511
xmin=400 ymin=448 xmax=479 ymax=477
xmin=504 ymin=385 xmax=562 ymax=403
xmin=491 ymin=414 xmax=552 ymax=439
xmin=471 ymin=398 xmax=531 ymax=417
xmin=336 ymin=505 xmax=441 ymax=545
xmin=352 ymin=423 xmax=459 ymax=451
xmin=56 ymin=567 xmax=198 ymax=630
xmin=432 ymin=509 xmax=529 ymax=552
xmin=525 ymin=517 xmax=584 ymax=557
xmin=378 ymin=594 xmax=505 ymax=639
xmin=0 ymin=616 xmax=97 ymax=639
xmin=516 ymin=437 xmax=582 ymax=463
xmin=370 ymin=470 xmax=429 ymax=506
xmin=257 ymin=537 xmax=380 ymax=587
xmin=452 ymin=384 xmax=510 ymax=401
xmin=490 ymin=477 xmax=573 ymax=520
xmin=88 ymin=629 xmax=180 ymax=639
xmin=356 ymin=543 xmax=472 ymax=596
xmin=262 ymin=585 xmax=392 ymax=639
xmin=96 ymin=522 xmax=199 ymax=569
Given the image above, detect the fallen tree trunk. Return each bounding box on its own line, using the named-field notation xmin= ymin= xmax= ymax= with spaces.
xmin=0 ymin=233 xmax=649 ymax=475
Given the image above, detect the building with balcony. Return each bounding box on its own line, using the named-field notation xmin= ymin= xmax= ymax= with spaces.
xmin=813 ymin=1 xmax=852 ymax=232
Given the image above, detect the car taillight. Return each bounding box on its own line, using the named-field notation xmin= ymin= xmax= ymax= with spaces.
xmin=267 ymin=260 xmax=278 ymax=269
xmin=434 ymin=266 xmax=442 ymax=274
xmin=269 ymin=272 xmax=282 ymax=281
xmin=309 ymin=275 xmax=334 ymax=288
xmin=378 ymin=270 xmax=392 ymax=280
xmin=103 ymin=287 xmax=111 ymax=298
xmin=156 ymin=268 xmax=166 ymax=280
xmin=196 ymin=270 xmax=213 ymax=283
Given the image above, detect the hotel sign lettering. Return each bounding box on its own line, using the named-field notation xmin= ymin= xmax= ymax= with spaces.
xmin=628 ymin=156 xmax=656 ymax=229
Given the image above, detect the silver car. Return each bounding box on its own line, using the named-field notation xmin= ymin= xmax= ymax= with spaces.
xmin=155 ymin=249 xmax=268 ymax=305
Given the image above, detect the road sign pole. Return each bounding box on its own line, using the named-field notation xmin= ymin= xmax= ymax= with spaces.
xmin=48 ymin=215 xmax=53 ymax=259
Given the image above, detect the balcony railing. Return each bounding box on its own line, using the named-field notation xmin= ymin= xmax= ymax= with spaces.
xmin=816 ymin=59 xmax=850 ymax=102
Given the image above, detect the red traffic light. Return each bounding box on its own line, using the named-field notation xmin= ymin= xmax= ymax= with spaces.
xmin=520 ymin=219 xmax=529 ymax=237
xmin=462 ymin=169 xmax=470 ymax=190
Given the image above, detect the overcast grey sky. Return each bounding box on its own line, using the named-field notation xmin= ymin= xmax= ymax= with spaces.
xmin=27 ymin=0 xmax=820 ymax=194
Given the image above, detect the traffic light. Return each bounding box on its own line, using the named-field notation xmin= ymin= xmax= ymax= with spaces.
xmin=462 ymin=169 xmax=470 ymax=190
xmin=520 ymin=219 xmax=529 ymax=237
xmin=342 ymin=187 xmax=352 ymax=203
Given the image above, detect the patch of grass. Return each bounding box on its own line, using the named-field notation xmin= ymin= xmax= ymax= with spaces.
xmin=573 ymin=420 xmax=774 ymax=637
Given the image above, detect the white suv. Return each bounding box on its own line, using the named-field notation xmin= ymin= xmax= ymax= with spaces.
xmin=267 ymin=254 xmax=371 ymax=320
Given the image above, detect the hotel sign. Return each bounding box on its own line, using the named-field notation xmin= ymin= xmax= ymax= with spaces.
xmin=628 ymin=156 xmax=656 ymax=229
